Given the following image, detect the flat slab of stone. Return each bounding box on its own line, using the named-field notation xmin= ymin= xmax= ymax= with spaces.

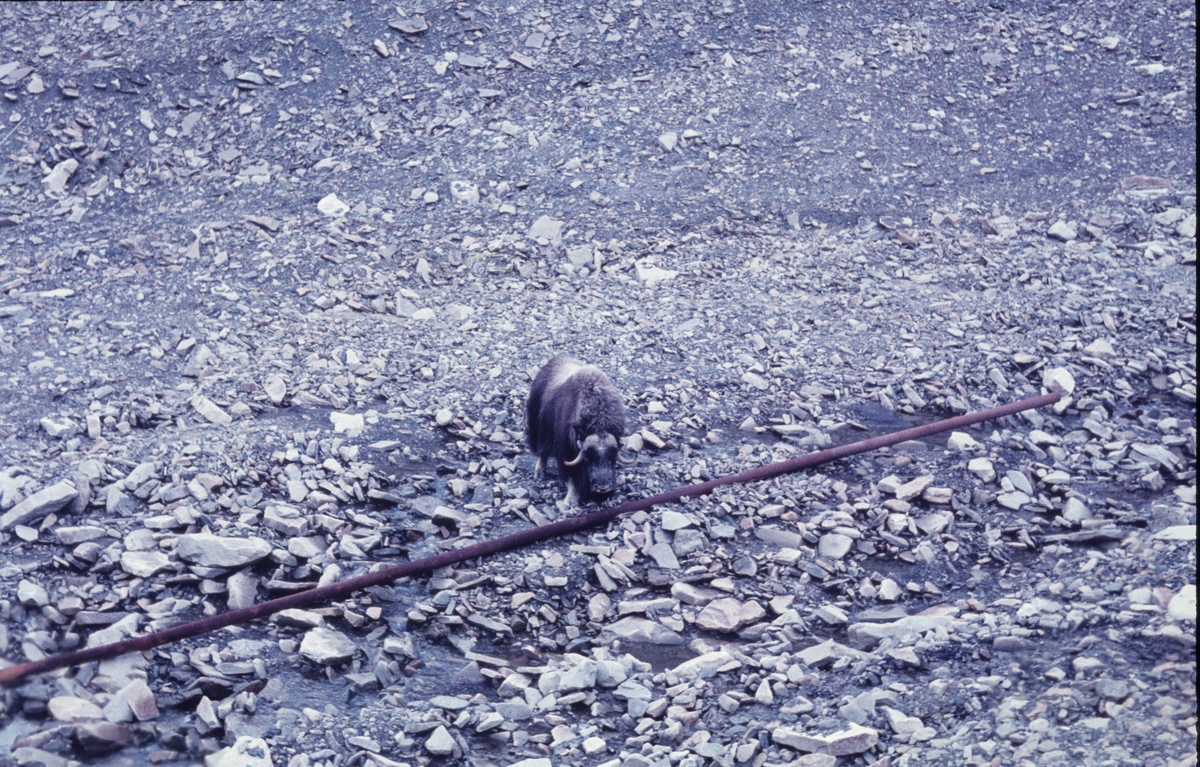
xmin=49 ymin=695 xmax=104 ymax=722
xmin=175 ymin=533 xmax=271 ymax=568
xmin=773 ymin=723 xmax=879 ymax=756
xmin=818 ymin=533 xmax=852 ymax=559
xmin=299 ymin=626 xmax=357 ymax=664
xmin=601 ymin=617 xmax=683 ymax=645
xmin=670 ymin=651 xmax=737 ymax=682
xmin=696 ymin=598 xmax=766 ymax=633
xmin=120 ymin=551 xmax=172 ymax=578
xmin=0 ymin=479 xmax=78 ymax=530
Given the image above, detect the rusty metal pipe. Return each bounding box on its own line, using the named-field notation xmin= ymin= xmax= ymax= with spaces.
xmin=0 ymin=389 xmax=1062 ymax=686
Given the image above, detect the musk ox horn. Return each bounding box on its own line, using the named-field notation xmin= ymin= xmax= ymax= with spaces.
xmin=617 ymin=452 xmax=637 ymax=465
xmin=563 ymin=451 xmax=585 ymax=467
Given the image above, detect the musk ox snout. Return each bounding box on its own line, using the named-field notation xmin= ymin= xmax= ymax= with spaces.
xmin=526 ymin=356 xmax=628 ymax=505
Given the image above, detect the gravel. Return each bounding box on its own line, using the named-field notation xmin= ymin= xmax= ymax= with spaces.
xmin=0 ymin=2 xmax=1195 ymax=767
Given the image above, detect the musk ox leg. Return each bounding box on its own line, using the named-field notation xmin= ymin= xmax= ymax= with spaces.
xmin=563 ymin=480 xmax=580 ymax=508
xmin=534 ymin=456 xmax=545 ymax=479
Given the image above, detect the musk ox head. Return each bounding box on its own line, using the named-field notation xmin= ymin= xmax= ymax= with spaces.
xmin=563 ymin=430 xmax=621 ymax=497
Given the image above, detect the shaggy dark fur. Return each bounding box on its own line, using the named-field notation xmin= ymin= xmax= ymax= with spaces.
xmin=526 ymin=357 xmax=627 ymax=504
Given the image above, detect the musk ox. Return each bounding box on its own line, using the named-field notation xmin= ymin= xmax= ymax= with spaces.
xmin=526 ymin=356 xmax=629 ymax=506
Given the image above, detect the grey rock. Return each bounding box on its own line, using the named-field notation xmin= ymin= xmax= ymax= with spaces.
xmin=40 ymin=416 xmax=80 ymax=439
xmin=495 ymin=699 xmax=533 ymax=720
xmin=0 ymin=480 xmax=78 ymax=530
xmin=695 ymin=598 xmax=765 ymax=632
xmin=227 ymin=571 xmax=258 ymax=610
xmin=299 ymin=627 xmax=357 ymax=664
xmin=424 ymin=725 xmax=456 ymax=756
xmin=74 ymin=721 xmax=132 ymax=753
xmin=646 ymin=542 xmax=680 ymax=569
xmin=773 ymin=723 xmax=879 ymax=756
xmin=17 ymin=579 xmax=49 ymax=607
xmin=894 ymin=475 xmax=934 ymax=502
xmin=818 ymin=533 xmax=852 ymax=559
xmin=558 ymin=660 xmax=598 ymax=691
xmin=1047 ymin=221 xmax=1077 ymax=241
xmin=1095 ymin=678 xmax=1129 ymax=701
xmin=661 ymin=511 xmax=693 ymax=531
xmin=120 ymin=551 xmax=172 ymax=578
xmin=670 ymin=651 xmax=736 ymax=681
xmin=176 ymin=533 xmax=271 ymax=568
xmin=602 ymin=617 xmax=683 ymax=645
xmin=671 ymin=582 xmax=723 ymax=606
xmin=756 ymin=526 xmax=804 ymax=548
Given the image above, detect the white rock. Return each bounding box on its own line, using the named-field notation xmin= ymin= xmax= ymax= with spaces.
xmin=884 ymin=707 xmax=925 ymax=734
xmin=877 ymin=475 xmax=904 ymax=494
xmin=120 ymin=551 xmax=172 ymax=578
xmin=996 ymin=491 xmax=1031 ymax=509
xmin=813 ymin=604 xmax=849 ymax=625
xmin=696 ymin=598 xmax=765 ymax=632
xmin=742 ymin=371 xmax=769 ymax=390
xmin=1083 ymin=338 xmax=1116 ymax=358
xmin=0 ymin=479 xmax=79 ymax=530
xmin=894 ymin=475 xmax=934 ymax=502
xmin=754 ymin=678 xmax=774 ymax=705
xmin=1062 ymin=497 xmax=1092 ymax=522
xmin=947 ymin=431 xmax=979 ymax=451
xmin=1167 ymin=585 xmax=1196 ymax=622
xmin=17 ymin=579 xmax=49 ymax=607
xmin=818 ymin=533 xmax=852 ymax=559
xmin=424 ymin=725 xmax=456 ymax=756
xmin=329 ymin=411 xmax=364 ymax=434
xmin=968 ymin=458 xmax=996 ymax=483
xmin=191 ymin=395 xmax=232 ymax=426
xmin=1155 ymin=525 xmax=1196 ymax=541
xmin=582 ymin=736 xmax=607 ymax=755
xmin=1043 ymin=367 xmax=1075 ymax=395
xmin=634 ymin=258 xmax=678 ymax=286
xmin=264 ymin=375 xmax=287 ymax=405
xmin=49 ymin=696 xmax=103 ymax=722
xmin=317 ymin=193 xmax=349 ymax=217
xmin=773 ymin=723 xmax=879 ymax=756
xmin=670 ymin=651 xmax=736 ymax=681
xmin=602 ymin=617 xmax=683 ymax=645
xmin=40 ymin=416 xmax=80 ymax=438
xmin=877 ymin=579 xmax=903 ymax=601
xmin=42 ymin=158 xmax=78 ymax=195
xmin=1047 ymin=221 xmax=1077 ymax=241
xmin=1178 ymin=213 xmax=1196 ymax=238
xmin=658 ymin=131 xmax=678 ymax=152
xmin=661 ymin=511 xmax=693 ymax=531
xmin=558 ymin=660 xmax=598 ymax=691
xmin=411 ymin=307 xmax=436 ymax=321
xmin=527 ymin=215 xmax=564 ymax=243
xmin=566 ymin=244 xmax=593 ymax=266
xmin=208 ymin=736 xmax=273 ymax=767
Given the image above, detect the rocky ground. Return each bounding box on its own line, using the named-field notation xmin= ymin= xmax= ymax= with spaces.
xmin=0 ymin=2 xmax=1195 ymax=767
